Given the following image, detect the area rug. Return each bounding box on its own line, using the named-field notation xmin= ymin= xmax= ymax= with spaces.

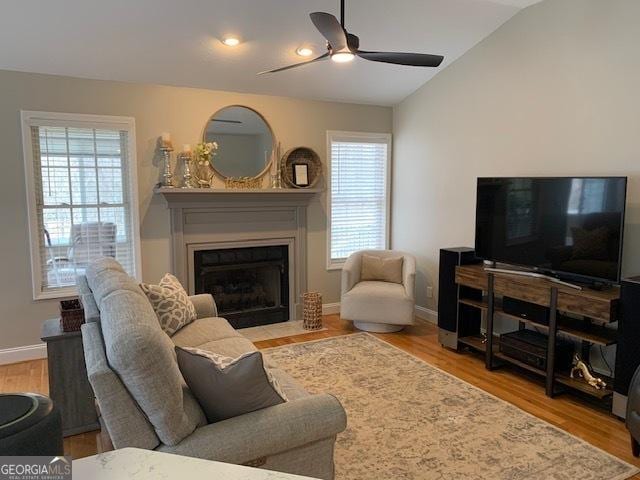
xmin=262 ymin=333 xmax=638 ymax=480
xmin=239 ymin=320 xmax=327 ymax=342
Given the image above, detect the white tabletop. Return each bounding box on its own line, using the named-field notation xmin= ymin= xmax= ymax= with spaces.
xmin=72 ymin=448 xmax=318 ymax=480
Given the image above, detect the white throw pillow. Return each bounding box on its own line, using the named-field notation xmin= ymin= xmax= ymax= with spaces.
xmin=140 ymin=273 xmax=197 ymax=336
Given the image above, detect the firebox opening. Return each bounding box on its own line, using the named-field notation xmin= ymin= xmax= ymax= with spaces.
xmin=194 ymin=245 xmax=289 ymax=329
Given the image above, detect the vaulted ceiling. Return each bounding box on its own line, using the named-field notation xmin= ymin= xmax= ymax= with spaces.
xmin=0 ymin=0 xmax=542 ymax=106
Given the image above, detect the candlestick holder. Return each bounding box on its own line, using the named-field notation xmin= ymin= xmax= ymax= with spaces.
xmin=160 ymin=144 xmax=175 ymax=188
xmin=270 ymin=142 xmax=283 ymax=189
xmin=179 ymin=152 xmax=195 ymax=188
xmin=270 ymin=170 xmax=282 ymax=189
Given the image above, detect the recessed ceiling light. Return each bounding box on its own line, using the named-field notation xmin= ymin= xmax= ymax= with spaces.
xmin=331 ymin=51 xmax=355 ymax=63
xmin=296 ymin=47 xmax=314 ymax=57
xmin=221 ymin=36 xmax=240 ymax=47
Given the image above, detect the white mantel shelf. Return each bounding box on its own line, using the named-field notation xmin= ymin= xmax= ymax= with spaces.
xmin=155 ymin=187 xmax=322 ymax=195
xmin=155 ymin=187 xmax=322 ymax=207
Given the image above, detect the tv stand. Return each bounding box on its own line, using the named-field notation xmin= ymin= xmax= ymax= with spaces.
xmin=484 ymin=267 xmax=583 ymax=291
xmin=452 ymin=263 xmax=620 ymax=402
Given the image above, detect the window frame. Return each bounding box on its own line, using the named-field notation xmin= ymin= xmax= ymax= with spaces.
xmin=326 ymin=130 xmax=392 ymax=271
xmin=21 ymin=111 xmax=142 ymax=300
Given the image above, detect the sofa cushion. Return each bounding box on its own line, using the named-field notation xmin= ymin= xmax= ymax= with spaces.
xmin=76 ymin=275 xmax=100 ymax=323
xmin=269 ymin=368 xmax=309 ymax=402
xmin=140 ymin=273 xmax=197 ymax=336
xmin=196 ymin=336 xmax=258 ymax=358
xmin=86 ymin=261 xmax=204 ymax=447
xmin=361 ymin=254 xmax=404 ymax=284
xmin=171 ymin=317 xmax=240 ymax=348
xmin=86 ymin=258 xmax=144 ymax=307
xmin=176 ymin=347 xmax=287 ymax=422
xmin=81 ymin=321 xmax=160 ymax=450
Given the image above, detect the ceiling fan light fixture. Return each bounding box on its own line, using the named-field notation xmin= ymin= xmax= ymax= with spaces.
xmin=221 ymin=36 xmax=241 ymax=47
xmin=331 ymin=51 xmax=355 ymax=63
xmin=296 ymin=46 xmax=314 ymax=57
xmin=258 ymin=1 xmax=444 ymax=75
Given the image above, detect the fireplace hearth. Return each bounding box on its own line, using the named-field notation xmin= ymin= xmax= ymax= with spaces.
xmin=194 ymin=245 xmax=289 ymax=328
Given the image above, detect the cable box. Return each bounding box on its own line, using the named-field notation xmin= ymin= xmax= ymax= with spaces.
xmin=499 ymin=329 xmax=573 ymax=371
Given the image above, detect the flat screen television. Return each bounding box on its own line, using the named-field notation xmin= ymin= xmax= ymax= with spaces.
xmin=475 ymin=177 xmax=627 ymax=284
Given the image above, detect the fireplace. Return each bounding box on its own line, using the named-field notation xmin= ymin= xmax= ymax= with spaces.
xmin=193 ymin=245 xmax=289 ymax=328
xmin=158 ymin=189 xmax=317 ymax=323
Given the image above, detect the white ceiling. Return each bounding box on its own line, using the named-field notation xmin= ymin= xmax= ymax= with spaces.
xmin=0 ymin=0 xmax=541 ymax=106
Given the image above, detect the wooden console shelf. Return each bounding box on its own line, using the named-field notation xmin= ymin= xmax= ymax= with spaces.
xmin=455 ymin=264 xmax=619 ymax=400
xmin=456 ymin=264 xmax=619 ymax=322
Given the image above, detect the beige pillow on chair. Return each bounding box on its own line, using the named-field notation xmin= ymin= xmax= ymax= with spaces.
xmin=360 ymin=254 xmax=404 ymax=284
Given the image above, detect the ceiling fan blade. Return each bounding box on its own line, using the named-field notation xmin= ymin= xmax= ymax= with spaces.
xmin=356 ymin=50 xmax=444 ymax=67
xmin=257 ymin=53 xmax=329 ymax=75
xmin=310 ymin=12 xmax=347 ymax=51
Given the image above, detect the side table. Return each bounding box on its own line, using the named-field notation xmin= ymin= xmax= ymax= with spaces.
xmin=41 ymin=319 xmax=99 ymax=437
xmin=0 ymin=393 xmax=63 ymax=455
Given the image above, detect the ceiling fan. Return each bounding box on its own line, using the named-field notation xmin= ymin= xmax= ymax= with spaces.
xmin=258 ymin=0 xmax=444 ymax=75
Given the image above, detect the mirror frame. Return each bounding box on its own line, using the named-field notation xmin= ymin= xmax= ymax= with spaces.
xmin=201 ymin=105 xmax=275 ymax=181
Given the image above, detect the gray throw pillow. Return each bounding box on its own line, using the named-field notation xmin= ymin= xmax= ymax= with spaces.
xmin=176 ymin=347 xmax=288 ymax=423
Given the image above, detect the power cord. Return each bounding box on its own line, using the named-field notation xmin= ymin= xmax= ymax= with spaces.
xmin=599 ymin=345 xmax=614 ymax=377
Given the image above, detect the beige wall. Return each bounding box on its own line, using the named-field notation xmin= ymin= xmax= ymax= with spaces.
xmin=392 ymin=0 xmax=640 ymax=311
xmin=0 ymin=70 xmax=391 ymax=351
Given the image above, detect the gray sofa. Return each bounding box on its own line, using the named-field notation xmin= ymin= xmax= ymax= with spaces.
xmin=79 ymin=258 xmax=346 ymax=479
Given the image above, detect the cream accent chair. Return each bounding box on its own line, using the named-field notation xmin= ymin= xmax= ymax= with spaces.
xmin=341 ymin=250 xmax=416 ymax=333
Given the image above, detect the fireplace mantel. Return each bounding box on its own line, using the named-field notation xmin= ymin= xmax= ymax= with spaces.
xmin=156 ymin=187 xmax=321 ymax=207
xmin=156 ymin=187 xmax=320 ymax=320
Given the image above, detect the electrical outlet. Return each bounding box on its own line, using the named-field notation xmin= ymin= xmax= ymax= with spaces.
xmin=426 ymin=286 xmax=433 ymax=298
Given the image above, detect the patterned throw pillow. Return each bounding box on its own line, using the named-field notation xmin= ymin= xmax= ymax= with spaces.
xmin=140 ymin=273 xmax=197 ymax=336
xmin=176 ymin=347 xmax=288 ymax=423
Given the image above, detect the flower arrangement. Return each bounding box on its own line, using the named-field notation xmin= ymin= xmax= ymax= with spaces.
xmin=194 ymin=141 xmax=218 ymax=165
xmin=192 ymin=141 xmax=218 ymax=187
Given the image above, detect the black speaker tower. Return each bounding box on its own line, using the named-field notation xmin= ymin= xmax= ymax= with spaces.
xmin=437 ymin=247 xmax=482 ymax=349
xmin=613 ymin=276 xmax=640 ymax=418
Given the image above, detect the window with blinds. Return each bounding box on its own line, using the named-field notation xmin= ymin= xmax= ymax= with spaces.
xmin=22 ymin=112 xmax=140 ymax=299
xmin=327 ymin=131 xmax=391 ymax=268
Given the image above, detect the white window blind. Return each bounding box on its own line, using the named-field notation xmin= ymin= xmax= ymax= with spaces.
xmin=22 ymin=112 xmax=140 ymax=299
xmin=328 ymin=132 xmax=391 ymax=268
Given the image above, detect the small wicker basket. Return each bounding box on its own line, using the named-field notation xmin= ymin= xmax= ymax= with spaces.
xmin=281 ymin=147 xmax=322 ymax=189
xmin=302 ymin=292 xmax=323 ymax=330
xmin=60 ymin=298 xmax=85 ymax=332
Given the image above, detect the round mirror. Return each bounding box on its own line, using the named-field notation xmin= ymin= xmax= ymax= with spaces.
xmin=203 ymin=106 xmax=274 ymax=179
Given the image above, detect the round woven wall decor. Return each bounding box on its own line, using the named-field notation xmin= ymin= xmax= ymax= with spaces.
xmin=281 ymin=147 xmax=322 ymax=188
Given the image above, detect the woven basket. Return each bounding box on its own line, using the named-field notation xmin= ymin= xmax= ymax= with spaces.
xmin=302 ymin=292 xmax=323 ymax=330
xmin=281 ymin=147 xmax=322 ymax=189
xmin=60 ymin=298 xmax=85 ymax=332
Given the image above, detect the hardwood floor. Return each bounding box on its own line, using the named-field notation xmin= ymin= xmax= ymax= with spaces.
xmin=1 ymin=314 xmax=638 ymax=476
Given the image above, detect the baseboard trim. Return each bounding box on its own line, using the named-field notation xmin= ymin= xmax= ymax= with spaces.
xmin=0 ymin=343 xmax=47 ymax=365
xmin=322 ymin=302 xmax=341 ymax=315
xmin=415 ymin=305 xmax=438 ymax=324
